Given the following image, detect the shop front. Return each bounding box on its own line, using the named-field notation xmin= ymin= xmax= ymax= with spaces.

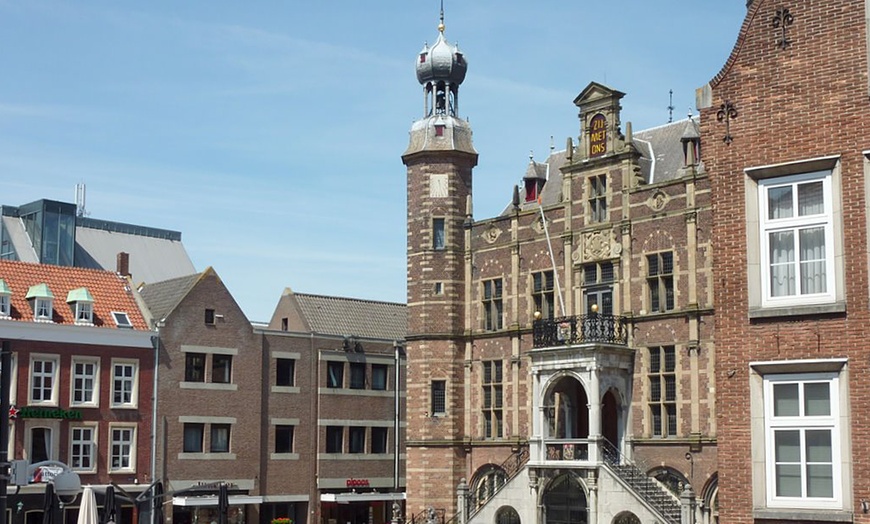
xmin=319 ymin=491 xmax=404 ymax=524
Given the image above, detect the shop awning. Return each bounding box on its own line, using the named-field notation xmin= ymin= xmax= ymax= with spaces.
xmin=172 ymin=495 xmax=264 ymax=507
xmin=321 ymin=493 xmax=406 ymax=503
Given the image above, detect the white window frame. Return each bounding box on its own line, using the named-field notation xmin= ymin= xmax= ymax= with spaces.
xmin=29 ymin=354 xmax=59 ymax=406
xmin=763 ymin=372 xmax=841 ymax=509
xmin=69 ymin=425 xmax=97 ymax=473
xmin=25 ymin=422 xmax=59 ymax=463
xmin=0 ymin=294 xmax=10 ymax=317
xmin=74 ymin=302 xmax=93 ymax=325
xmin=34 ymin=298 xmax=52 ymax=321
xmin=70 ymin=357 xmax=100 ymax=407
xmin=110 ymin=359 xmax=138 ymax=409
xmin=758 ymin=171 xmax=835 ymax=308
xmin=109 ymin=424 xmax=136 ymax=473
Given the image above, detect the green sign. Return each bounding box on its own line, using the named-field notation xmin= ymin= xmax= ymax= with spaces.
xmin=14 ymin=406 xmax=83 ymax=420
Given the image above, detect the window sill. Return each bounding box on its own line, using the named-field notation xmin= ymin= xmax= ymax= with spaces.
xmin=749 ymin=301 xmax=845 ymax=319
xmin=271 ymin=386 xmax=300 ymax=394
xmin=754 ymin=508 xmax=852 ymax=522
xmin=180 ymin=382 xmax=238 ymax=391
xmin=177 ymin=452 xmax=237 ymax=460
xmin=270 ymin=453 xmax=300 ymax=460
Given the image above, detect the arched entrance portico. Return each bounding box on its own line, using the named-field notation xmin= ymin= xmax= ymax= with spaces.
xmin=545 ymin=376 xmax=589 ymax=439
xmin=542 ymin=474 xmax=587 ymax=524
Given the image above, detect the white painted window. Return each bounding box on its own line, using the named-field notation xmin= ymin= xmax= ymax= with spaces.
xmin=111 ymin=360 xmax=138 ymax=408
xmin=109 ymin=425 xmax=136 ymax=472
xmin=764 ymin=372 xmax=840 ymax=508
xmin=75 ymin=302 xmax=93 ymax=324
xmin=29 ymin=355 xmax=58 ymax=405
xmin=34 ymin=298 xmax=52 ymax=321
xmin=70 ymin=426 xmax=96 ymax=472
xmin=759 ymin=171 xmax=834 ymax=307
xmin=71 ymin=358 xmax=99 ymax=407
xmin=0 ymin=294 xmax=9 ymax=317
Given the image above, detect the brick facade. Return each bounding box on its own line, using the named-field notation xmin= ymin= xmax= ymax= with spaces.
xmin=404 ymin=30 xmax=718 ymax=521
xmin=699 ymin=0 xmax=870 ymax=521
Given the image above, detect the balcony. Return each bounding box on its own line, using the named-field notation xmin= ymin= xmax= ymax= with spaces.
xmin=533 ymin=315 xmax=628 ymax=348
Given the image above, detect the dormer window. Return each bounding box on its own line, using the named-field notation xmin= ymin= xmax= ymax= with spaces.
xmin=66 ymin=287 xmax=95 ymax=325
xmin=25 ymin=283 xmax=54 ymax=322
xmin=0 ymin=279 xmax=11 ymax=318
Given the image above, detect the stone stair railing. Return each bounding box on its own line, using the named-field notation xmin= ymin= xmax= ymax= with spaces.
xmin=600 ymin=439 xmax=681 ymax=524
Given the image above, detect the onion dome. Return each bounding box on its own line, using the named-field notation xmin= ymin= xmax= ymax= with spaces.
xmin=415 ymin=30 xmax=467 ymax=86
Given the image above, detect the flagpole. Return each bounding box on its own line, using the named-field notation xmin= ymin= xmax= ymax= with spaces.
xmin=538 ymin=198 xmax=566 ymax=317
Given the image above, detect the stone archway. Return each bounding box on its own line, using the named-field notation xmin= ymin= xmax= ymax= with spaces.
xmin=495 ymin=506 xmax=520 ymax=524
xmin=611 ymin=512 xmax=640 ymax=524
xmin=542 ymin=474 xmax=587 ymax=524
xmin=545 ymin=376 xmax=589 ymax=439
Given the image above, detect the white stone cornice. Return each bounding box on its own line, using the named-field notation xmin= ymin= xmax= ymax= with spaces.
xmin=0 ymin=319 xmax=153 ymax=348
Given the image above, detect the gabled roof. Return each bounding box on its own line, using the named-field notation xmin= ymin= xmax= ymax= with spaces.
xmin=138 ymin=272 xmax=202 ymax=323
xmin=0 ymin=259 xmax=148 ymax=329
xmin=294 ymin=293 xmax=407 ymax=342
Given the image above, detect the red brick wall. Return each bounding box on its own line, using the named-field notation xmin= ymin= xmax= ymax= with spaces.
xmin=701 ymin=1 xmax=870 ymax=521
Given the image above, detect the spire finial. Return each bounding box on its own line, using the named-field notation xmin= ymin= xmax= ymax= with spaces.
xmin=438 ymin=0 xmax=445 ymax=33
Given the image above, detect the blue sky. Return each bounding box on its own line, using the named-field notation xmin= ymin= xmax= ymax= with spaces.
xmin=0 ymin=1 xmax=747 ymax=322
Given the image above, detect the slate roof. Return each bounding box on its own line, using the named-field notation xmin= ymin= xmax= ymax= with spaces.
xmin=0 ymin=259 xmax=148 ymax=330
xmin=0 ymin=204 xmax=195 ymax=285
xmin=294 ymin=293 xmax=407 ymax=341
xmin=138 ymin=272 xmax=201 ymax=323
xmin=508 ymin=117 xmax=698 ymax=213
xmin=75 ymin=225 xmax=195 ymax=285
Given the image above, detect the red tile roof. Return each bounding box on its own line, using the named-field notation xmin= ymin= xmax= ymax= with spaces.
xmin=0 ymin=259 xmax=149 ymax=330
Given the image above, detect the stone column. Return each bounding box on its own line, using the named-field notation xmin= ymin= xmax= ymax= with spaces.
xmin=457 ymin=479 xmax=469 ymax=524
xmin=680 ymin=486 xmax=696 ymax=524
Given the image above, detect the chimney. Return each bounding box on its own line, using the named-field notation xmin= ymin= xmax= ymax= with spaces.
xmin=116 ymin=252 xmax=130 ymax=277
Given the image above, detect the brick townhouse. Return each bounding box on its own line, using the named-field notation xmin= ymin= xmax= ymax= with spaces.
xmin=698 ymin=0 xmax=870 ymax=522
xmin=140 ymin=272 xmax=406 ymax=524
xmin=0 ymin=259 xmax=155 ymax=524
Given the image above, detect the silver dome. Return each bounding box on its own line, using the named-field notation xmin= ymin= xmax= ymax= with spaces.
xmin=415 ymin=31 xmax=467 ymax=86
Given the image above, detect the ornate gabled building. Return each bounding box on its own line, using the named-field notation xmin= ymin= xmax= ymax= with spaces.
xmin=402 ymin=15 xmax=717 ymax=524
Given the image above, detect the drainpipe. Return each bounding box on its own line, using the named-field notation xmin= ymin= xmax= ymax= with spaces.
xmin=0 ymin=340 xmax=12 ymax=524
xmin=393 ymin=342 xmax=402 ymax=492
xmin=151 ymin=321 xmax=163 ymax=524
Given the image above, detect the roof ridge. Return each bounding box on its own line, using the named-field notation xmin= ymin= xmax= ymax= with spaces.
xmin=295 ymin=292 xmax=406 ymax=307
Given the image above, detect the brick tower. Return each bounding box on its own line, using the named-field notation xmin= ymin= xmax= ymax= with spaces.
xmin=401 ymin=10 xmax=478 ymax=517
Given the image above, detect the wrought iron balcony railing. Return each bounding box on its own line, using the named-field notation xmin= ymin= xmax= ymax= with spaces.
xmin=533 ymin=315 xmax=628 ymax=348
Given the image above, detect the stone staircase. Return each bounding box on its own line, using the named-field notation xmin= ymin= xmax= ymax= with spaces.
xmin=601 ymin=440 xmax=681 ymax=524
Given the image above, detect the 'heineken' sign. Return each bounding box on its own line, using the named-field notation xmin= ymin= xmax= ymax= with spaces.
xmin=10 ymin=405 xmax=83 ymax=420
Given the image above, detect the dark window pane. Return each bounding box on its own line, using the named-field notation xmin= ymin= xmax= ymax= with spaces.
xmin=275 ymin=425 xmax=294 ymax=454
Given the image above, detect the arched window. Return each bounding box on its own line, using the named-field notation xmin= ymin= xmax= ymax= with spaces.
xmin=542 ymin=474 xmax=587 ymax=524
xmin=495 ymin=506 xmax=520 ymax=524
xmin=648 ymin=466 xmax=690 ymax=496
xmin=612 ymin=512 xmax=640 ymax=524
xmin=472 ymin=465 xmax=506 ymax=507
